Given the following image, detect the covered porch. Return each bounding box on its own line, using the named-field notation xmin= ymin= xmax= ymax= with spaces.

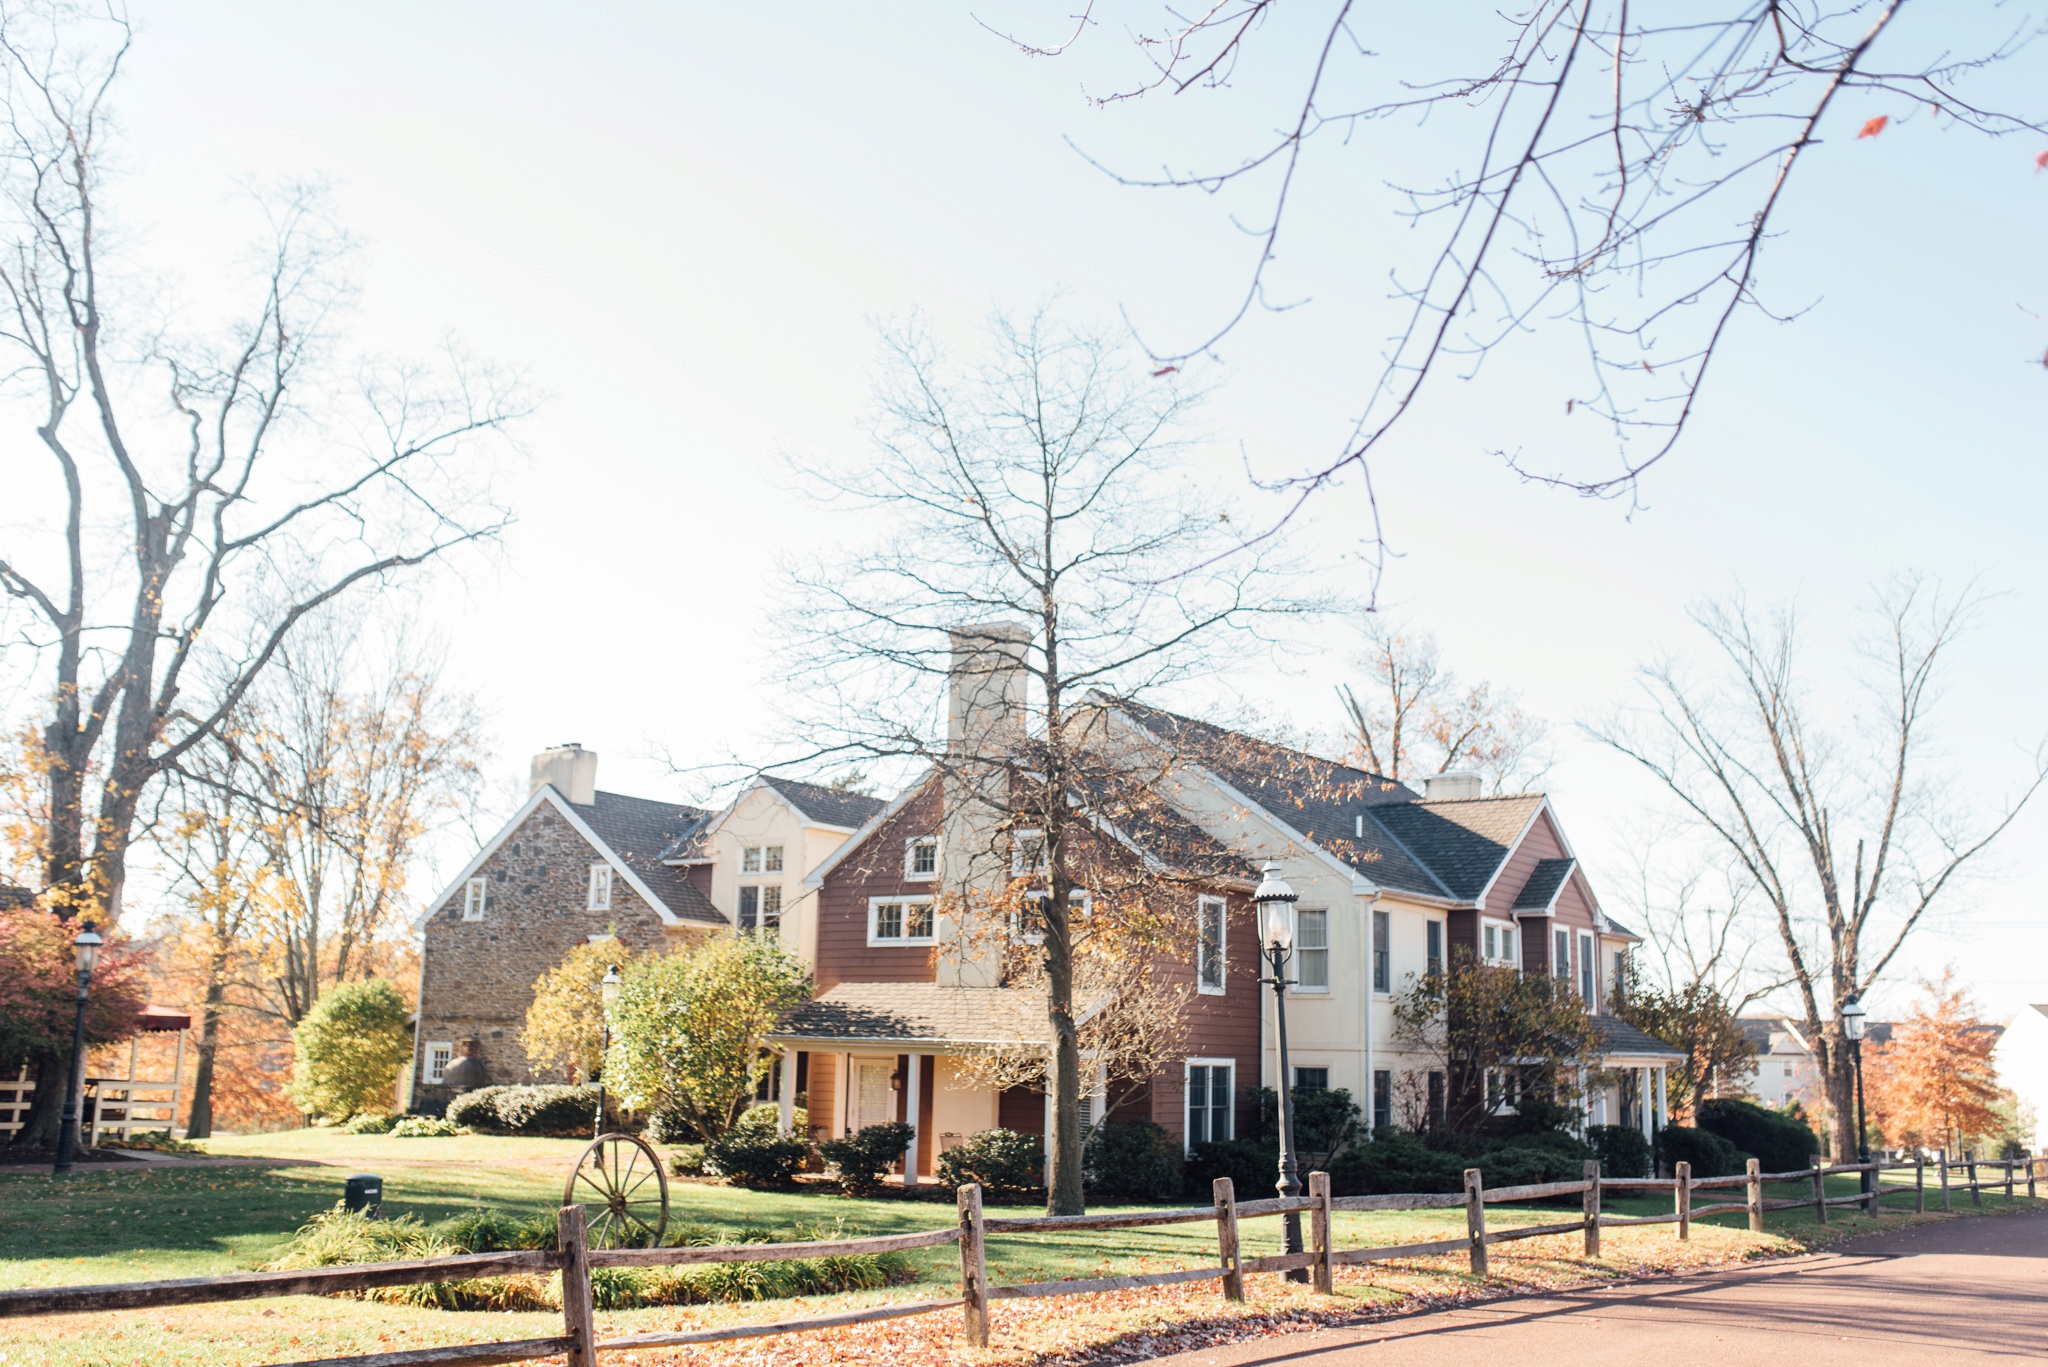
xmin=1584 ymin=1015 xmax=1687 ymax=1148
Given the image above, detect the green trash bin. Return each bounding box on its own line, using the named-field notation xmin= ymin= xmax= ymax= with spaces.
xmin=344 ymin=1173 xmax=382 ymax=1217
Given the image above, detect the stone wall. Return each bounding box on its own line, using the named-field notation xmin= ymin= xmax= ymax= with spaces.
xmin=411 ymin=799 xmax=679 ymax=1112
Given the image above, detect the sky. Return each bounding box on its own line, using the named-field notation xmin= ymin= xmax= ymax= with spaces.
xmin=6 ymin=3 xmax=2046 ymax=1021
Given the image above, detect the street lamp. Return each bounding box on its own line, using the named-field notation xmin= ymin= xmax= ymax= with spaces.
xmin=52 ymin=922 xmax=103 ymax=1175
xmin=1254 ymin=862 xmax=1308 ymax=1284
xmin=1842 ymin=993 xmax=1870 ymax=1198
xmin=596 ymin=965 xmax=622 ymax=1139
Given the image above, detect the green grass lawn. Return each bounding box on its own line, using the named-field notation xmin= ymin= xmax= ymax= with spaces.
xmin=0 ymin=1132 xmax=2037 ymax=1367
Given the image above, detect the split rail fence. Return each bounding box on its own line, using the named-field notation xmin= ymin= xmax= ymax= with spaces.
xmin=2 ymin=1153 xmax=2040 ymax=1367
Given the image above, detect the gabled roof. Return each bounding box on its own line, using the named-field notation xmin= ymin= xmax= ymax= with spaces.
xmin=767 ymin=982 xmax=1053 ymax=1049
xmin=1593 ymin=1015 xmax=1686 ymax=1061
xmin=1511 ymin=857 xmax=1576 ymax=912
xmin=1373 ymin=796 xmax=1546 ymax=901
xmin=761 ymin=776 xmax=887 ymax=830
xmin=415 ymin=786 xmax=722 ymax=930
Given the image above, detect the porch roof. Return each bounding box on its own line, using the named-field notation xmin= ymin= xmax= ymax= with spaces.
xmin=768 ymin=983 xmax=1052 ymax=1051
xmin=1593 ymin=1015 xmax=1686 ymax=1064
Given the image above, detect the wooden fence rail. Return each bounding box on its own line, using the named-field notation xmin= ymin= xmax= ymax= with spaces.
xmin=5 ymin=1147 xmax=2037 ymax=1363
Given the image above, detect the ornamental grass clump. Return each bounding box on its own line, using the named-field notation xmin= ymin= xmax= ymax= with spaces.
xmin=265 ymin=1206 xmax=552 ymax=1312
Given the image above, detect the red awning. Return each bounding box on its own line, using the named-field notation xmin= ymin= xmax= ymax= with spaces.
xmin=137 ymin=1004 xmax=191 ymax=1032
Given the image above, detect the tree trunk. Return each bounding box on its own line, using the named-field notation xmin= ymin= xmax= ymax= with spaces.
xmin=185 ymin=977 xmax=226 ymax=1140
xmin=9 ymin=1049 xmax=66 ymax=1150
xmin=1823 ymin=1038 xmax=1856 ymax=1161
xmin=1044 ymin=852 xmax=1085 ymax=1216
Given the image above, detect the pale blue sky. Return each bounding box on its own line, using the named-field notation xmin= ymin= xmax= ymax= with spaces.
xmin=66 ymin=3 xmax=2048 ymax=1018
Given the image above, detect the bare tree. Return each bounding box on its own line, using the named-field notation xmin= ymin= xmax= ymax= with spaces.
xmin=1000 ymin=4 xmax=2046 ymax=561
xmin=782 ymin=306 xmax=1313 ymax=1213
xmin=0 ymin=6 xmax=524 ymax=1146
xmin=1587 ymin=577 xmax=2047 ymax=1158
xmin=1338 ymin=618 xmax=1550 ymax=793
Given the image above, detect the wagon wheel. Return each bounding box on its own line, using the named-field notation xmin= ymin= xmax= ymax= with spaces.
xmin=565 ymin=1132 xmax=668 ymax=1249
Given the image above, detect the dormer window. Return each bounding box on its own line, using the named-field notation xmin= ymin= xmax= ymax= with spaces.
xmin=587 ymin=864 xmax=613 ymax=911
xmin=462 ymin=878 xmax=487 ymax=921
xmin=742 ymin=845 xmax=785 ymax=875
xmin=1481 ymin=917 xmax=1519 ymax=967
xmin=906 ymin=836 xmax=938 ymax=881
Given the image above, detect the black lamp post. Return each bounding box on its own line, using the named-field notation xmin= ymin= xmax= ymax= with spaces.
xmin=1842 ymin=993 xmax=1870 ymax=1198
xmin=52 ymin=921 xmax=103 ymax=1175
xmin=1255 ymin=862 xmax=1308 ymax=1284
xmin=596 ymin=964 xmax=622 ymax=1139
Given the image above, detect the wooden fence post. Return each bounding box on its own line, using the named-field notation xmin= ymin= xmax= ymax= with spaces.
xmin=1464 ymin=1168 xmax=1488 ymax=1277
xmin=1968 ymin=1151 xmax=1981 ymax=1209
xmin=1867 ymin=1159 xmax=1881 ymax=1217
xmin=1309 ymin=1170 xmax=1334 ymax=1295
xmin=1582 ymin=1160 xmax=1601 ymax=1257
xmin=957 ymin=1182 xmax=988 ymax=1349
xmin=1939 ymin=1150 xmax=1950 ymax=1213
xmin=1674 ymin=1161 xmax=1691 ymax=1241
xmin=1214 ymin=1177 xmax=1244 ymax=1303
xmin=2005 ymin=1157 xmax=2015 ymax=1203
xmin=557 ymin=1204 xmax=597 ymax=1367
xmin=2030 ymin=1152 xmax=2038 ymax=1201
xmin=1915 ymin=1153 xmax=1925 ymax=1214
xmin=1810 ymin=1156 xmax=1827 ymax=1225
xmin=1746 ymin=1158 xmax=1762 ymax=1234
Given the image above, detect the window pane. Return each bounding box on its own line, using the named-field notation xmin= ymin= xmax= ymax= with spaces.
xmin=1372 ymin=909 xmax=1390 ymax=992
xmin=906 ymin=901 xmax=934 ymax=938
xmin=1427 ymin=920 xmax=1443 ymax=975
xmin=742 ymin=847 xmax=761 ymax=873
xmin=911 ymin=839 xmax=937 ymax=875
xmin=1372 ymin=1071 xmax=1392 ymax=1131
xmin=762 ymin=886 xmax=783 ymax=927
xmin=738 ymin=886 xmax=758 ymax=930
xmin=876 ymin=902 xmax=901 ymax=938
xmin=1484 ymin=925 xmax=1496 ymax=959
xmin=1211 ymin=1066 xmax=1232 ymax=1140
xmin=1555 ymin=929 xmax=1570 ymax=980
xmin=765 ymin=846 xmax=784 ymax=873
xmin=1198 ymin=899 xmax=1225 ymax=989
xmin=1298 ymin=946 xmax=1329 ymax=989
xmin=1294 ymin=1067 xmax=1328 ymax=1093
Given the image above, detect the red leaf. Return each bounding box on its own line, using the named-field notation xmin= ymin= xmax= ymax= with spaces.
xmin=1857 ymin=115 xmax=1889 ymax=139
xmin=2035 ymin=149 xmax=2048 ymax=172
xmin=1151 ymin=365 xmax=1178 ymax=377
xmin=1565 ymin=398 xmax=1575 ymax=415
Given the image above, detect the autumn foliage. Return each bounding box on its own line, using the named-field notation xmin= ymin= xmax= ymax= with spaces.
xmin=1864 ymin=970 xmax=2008 ymax=1152
xmin=0 ymin=901 xmax=148 ymax=1065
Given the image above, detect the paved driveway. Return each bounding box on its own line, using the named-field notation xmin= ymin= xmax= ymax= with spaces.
xmin=1151 ymin=1212 xmax=2048 ymax=1367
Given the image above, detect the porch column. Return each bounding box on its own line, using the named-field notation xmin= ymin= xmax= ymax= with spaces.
xmin=1639 ymin=1067 xmax=1653 ymax=1144
xmin=777 ymin=1048 xmax=796 ymax=1134
xmin=903 ymin=1053 xmax=924 ymax=1186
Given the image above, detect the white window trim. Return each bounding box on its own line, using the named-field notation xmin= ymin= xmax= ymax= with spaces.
xmin=1184 ymin=1056 xmax=1236 ymax=1153
xmin=741 ymin=845 xmax=763 ymax=875
xmin=1293 ymin=905 xmax=1331 ymax=994
xmin=1196 ymin=895 xmax=1227 ymax=996
xmin=587 ymin=863 xmax=613 ymax=911
xmin=1012 ymin=828 xmax=1047 ymax=876
xmin=867 ymin=894 xmax=937 ymax=948
xmin=425 ymin=1041 xmax=453 ymax=1085
xmin=764 ymin=845 xmax=785 ymax=874
xmin=904 ymin=836 xmax=939 ymax=882
xmin=1578 ymin=931 xmax=1596 ymax=1001
xmin=1017 ymin=888 xmax=1085 ymax=946
xmin=1425 ymin=917 xmax=1446 ymax=976
xmin=1553 ymin=926 xmax=1572 ymax=982
xmin=1480 ymin=915 xmax=1519 ymax=966
xmin=462 ymin=878 xmax=487 ymax=921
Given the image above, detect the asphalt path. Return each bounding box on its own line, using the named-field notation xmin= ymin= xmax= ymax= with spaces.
xmin=1148 ymin=1211 xmax=2048 ymax=1366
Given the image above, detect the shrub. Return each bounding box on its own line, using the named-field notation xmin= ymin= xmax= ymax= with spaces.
xmin=704 ymin=1127 xmax=810 ymax=1189
xmin=820 ymin=1121 xmax=914 ymax=1195
xmin=342 ymin=1113 xmax=396 ymax=1135
xmin=1656 ymin=1124 xmax=1747 ymax=1178
xmin=266 ymin=1205 xmax=551 ymax=1311
xmin=1327 ymin=1130 xmax=1469 ymax=1196
xmin=667 ymin=1144 xmax=710 ymax=1176
xmin=937 ymin=1128 xmax=1042 ymax=1199
xmin=391 ymin=1115 xmax=463 ymax=1137
xmin=1697 ymin=1098 xmax=1820 ymax=1173
xmin=1083 ymin=1121 xmax=1183 ymax=1203
xmin=288 ymin=980 xmax=414 ymax=1121
xmin=1586 ymin=1124 xmax=1651 ymax=1178
xmin=1184 ymin=1137 xmax=1280 ymax=1202
xmin=444 ymin=1086 xmax=510 ymax=1131
xmin=494 ymin=1084 xmax=603 ymax=1136
xmin=647 ymin=1108 xmax=700 ymax=1144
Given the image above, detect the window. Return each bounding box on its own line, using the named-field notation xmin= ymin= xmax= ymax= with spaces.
xmin=741 ymin=846 xmax=762 ymax=874
xmin=426 ymin=1042 xmax=453 ymax=1085
xmin=1481 ymin=917 xmax=1519 ymax=966
xmin=1372 ymin=1070 xmax=1392 ymax=1132
xmin=587 ymin=863 xmax=613 ymax=911
xmin=1186 ymin=1060 xmax=1234 ymax=1149
xmin=1197 ymin=896 xmax=1227 ymax=994
xmin=740 ymin=886 xmax=783 ymax=933
xmin=1372 ymin=908 xmax=1391 ymax=993
xmin=462 ymin=878 xmax=487 ymax=921
xmin=1486 ymin=1067 xmax=1521 ymax=1113
xmin=869 ymin=895 xmax=936 ymax=946
xmin=1554 ymin=928 xmax=1571 ymax=982
xmin=1012 ymin=829 xmax=1047 ymax=875
xmin=764 ymin=845 xmax=784 ymax=873
xmin=1426 ymin=919 xmax=1444 ymax=976
xmin=905 ymin=836 xmax=938 ymax=881
xmin=1294 ymin=1067 xmax=1329 ymax=1093
xmin=1783 ymin=1061 xmax=1794 ymax=1078
xmin=1296 ymin=908 xmax=1329 ymax=990
xmin=762 ymin=886 xmax=782 ymax=933
xmin=738 ymin=886 xmax=757 ymax=929
xmin=1579 ymin=932 xmax=1595 ymax=1002
xmin=1018 ymin=888 xmax=1084 ymax=945
xmin=1612 ymin=949 xmax=1629 ymax=1002
xmin=1427 ymin=1070 xmax=1446 ymax=1131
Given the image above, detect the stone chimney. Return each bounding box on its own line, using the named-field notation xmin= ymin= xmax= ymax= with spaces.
xmin=947 ymin=624 xmax=1030 ymax=758
xmin=531 ymin=743 xmax=598 ymax=805
xmin=938 ymin=623 xmax=1030 ymax=990
xmin=1422 ymin=771 xmax=1482 ymax=802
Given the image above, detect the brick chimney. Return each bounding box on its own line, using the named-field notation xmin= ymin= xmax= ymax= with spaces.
xmin=1422 ymin=770 xmax=1482 ymax=801
xmin=531 ymin=743 xmax=598 ymax=805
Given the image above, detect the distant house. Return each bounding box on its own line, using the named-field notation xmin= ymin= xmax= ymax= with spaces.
xmin=1735 ymin=1016 xmax=1824 ymax=1112
xmin=1994 ymin=1006 xmax=2048 ymax=1150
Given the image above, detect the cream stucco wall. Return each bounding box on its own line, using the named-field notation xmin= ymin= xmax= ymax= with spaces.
xmin=696 ymin=783 xmax=863 ymax=968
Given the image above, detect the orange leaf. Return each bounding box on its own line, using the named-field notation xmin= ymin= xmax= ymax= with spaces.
xmin=2035 ymin=149 xmax=2048 ymax=172
xmin=1857 ymin=115 xmax=1888 ymax=139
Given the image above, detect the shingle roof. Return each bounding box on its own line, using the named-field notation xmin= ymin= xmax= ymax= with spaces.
xmin=1599 ymin=913 xmax=1644 ymax=942
xmin=0 ymin=885 xmax=35 ymax=910
xmin=575 ymin=791 xmax=723 ymax=925
xmin=1511 ymin=857 xmax=1576 ymax=911
xmin=768 ymin=983 xmax=1052 ymax=1048
xmin=762 ymin=777 xmax=888 ymax=831
xmin=1593 ymin=1015 xmax=1687 ymax=1061
xmin=1372 ymin=797 xmax=1545 ymax=901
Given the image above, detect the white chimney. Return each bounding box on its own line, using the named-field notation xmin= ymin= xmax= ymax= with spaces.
xmin=1422 ymin=771 xmax=1482 ymax=802
xmin=531 ymin=743 xmax=598 ymax=805
xmin=946 ymin=623 xmax=1030 ymax=758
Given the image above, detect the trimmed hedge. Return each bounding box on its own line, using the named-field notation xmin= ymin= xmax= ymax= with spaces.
xmin=937 ymin=1128 xmax=1042 ymax=1200
xmin=1697 ymin=1098 xmax=1820 ymax=1173
xmin=1656 ymin=1124 xmax=1747 ymax=1178
xmin=1586 ymin=1124 xmax=1652 ymax=1178
xmin=1083 ymin=1121 xmax=1183 ymax=1203
xmin=703 ymin=1128 xmax=809 ymax=1189
xmin=820 ymin=1122 xmax=914 ymax=1195
xmin=444 ymin=1084 xmax=601 ymax=1137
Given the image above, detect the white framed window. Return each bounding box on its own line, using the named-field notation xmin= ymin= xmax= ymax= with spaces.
xmin=764 ymin=845 xmax=784 ymax=873
xmin=1579 ymin=932 xmax=1595 ymax=1002
xmin=462 ymin=878 xmax=487 ymax=921
xmin=739 ymin=885 xmax=783 ymax=933
xmin=1017 ymin=888 xmax=1085 ymax=945
xmin=1012 ymin=829 xmax=1047 ymax=876
xmin=1612 ymin=948 xmax=1629 ymax=1001
xmin=1481 ymin=917 xmax=1519 ymax=966
xmin=1554 ymin=927 xmax=1571 ymax=982
xmin=1295 ymin=907 xmax=1330 ymax=991
xmin=587 ymin=863 xmax=613 ymax=911
xmin=426 ymin=1042 xmax=453 ymax=1085
xmin=1186 ymin=1058 xmax=1235 ymax=1150
xmin=1197 ymin=896 xmax=1227 ymax=994
xmin=742 ymin=845 xmax=784 ymax=874
xmin=1426 ymin=918 xmax=1444 ymax=976
xmin=868 ymin=895 xmax=936 ymax=947
xmin=905 ymin=836 xmax=939 ymax=881
xmin=762 ymin=885 xmax=782 ymax=932
xmin=1371 ymin=908 xmax=1391 ymax=993
xmin=741 ymin=846 xmax=760 ymax=874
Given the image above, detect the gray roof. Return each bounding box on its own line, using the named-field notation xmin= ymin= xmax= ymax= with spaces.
xmin=768 ymin=983 xmax=1052 ymax=1048
xmin=1593 ymin=1015 xmax=1687 ymax=1061
xmin=573 ymin=791 xmax=723 ymax=925
xmin=762 ymin=776 xmax=888 ymax=830
xmin=1108 ymin=697 xmax=1547 ymax=903
xmin=1511 ymin=858 xmax=1576 ymax=911
xmin=1599 ymin=913 xmax=1644 ymax=942
xmin=0 ymin=885 xmax=35 ymax=910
